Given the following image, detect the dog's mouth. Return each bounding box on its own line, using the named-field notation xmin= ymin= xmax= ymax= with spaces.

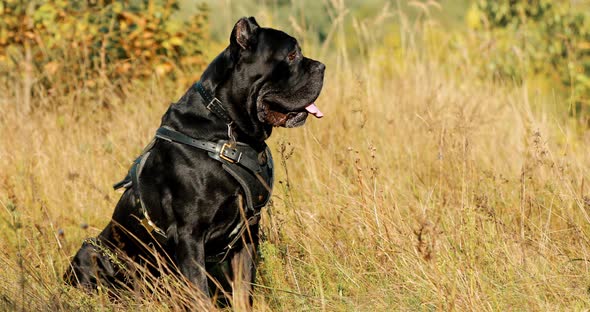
xmin=259 ymin=102 xmax=324 ymax=128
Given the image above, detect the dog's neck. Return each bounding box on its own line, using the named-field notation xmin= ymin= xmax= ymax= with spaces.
xmin=160 ymin=48 xmax=271 ymax=152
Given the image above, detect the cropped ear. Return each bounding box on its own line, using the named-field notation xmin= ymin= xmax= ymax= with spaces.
xmin=230 ymin=17 xmax=260 ymax=50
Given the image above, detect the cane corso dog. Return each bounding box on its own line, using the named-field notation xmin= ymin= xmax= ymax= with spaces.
xmin=63 ymin=16 xmax=325 ymax=303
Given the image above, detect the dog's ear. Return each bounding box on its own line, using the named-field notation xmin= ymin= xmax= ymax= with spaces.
xmin=230 ymin=17 xmax=259 ymax=50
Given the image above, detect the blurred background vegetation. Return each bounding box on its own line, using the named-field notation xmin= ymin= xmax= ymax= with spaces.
xmin=1 ymin=0 xmax=589 ymax=123
xmin=471 ymin=0 xmax=590 ymax=124
xmin=0 ymin=0 xmax=209 ymax=112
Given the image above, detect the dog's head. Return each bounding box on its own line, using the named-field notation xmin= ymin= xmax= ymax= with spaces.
xmin=226 ymin=17 xmax=325 ymax=130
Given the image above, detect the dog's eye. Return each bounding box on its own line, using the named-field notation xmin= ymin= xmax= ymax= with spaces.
xmin=287 ymin=51 xmax=297 ymax=62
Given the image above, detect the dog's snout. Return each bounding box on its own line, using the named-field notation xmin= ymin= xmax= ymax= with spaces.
xmin=304 ymin=58 xmax=326 ymax=74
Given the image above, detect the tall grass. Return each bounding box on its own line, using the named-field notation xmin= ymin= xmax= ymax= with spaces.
xmin=1 ymin=1 xmax=589 ymax=310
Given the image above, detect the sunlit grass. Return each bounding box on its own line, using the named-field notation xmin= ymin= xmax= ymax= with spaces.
xmin=1 ymin=2 xmax=590 ymax=311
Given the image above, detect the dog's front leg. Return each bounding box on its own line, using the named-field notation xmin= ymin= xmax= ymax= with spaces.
xmin=177 ymin=228 xmax=209 ymax=296
xmin=230 ymin=241 xmax=257 ymax=310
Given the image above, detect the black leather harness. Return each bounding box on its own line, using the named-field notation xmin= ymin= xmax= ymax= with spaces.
xmin=154 ymin=126 xmax=274 ymax=211
xmin=112 ymin=82 xmax=274 ymax=262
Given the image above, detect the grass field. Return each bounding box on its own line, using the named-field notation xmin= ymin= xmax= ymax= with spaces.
xmin=1 ymin=1 xmax=590 ymax=311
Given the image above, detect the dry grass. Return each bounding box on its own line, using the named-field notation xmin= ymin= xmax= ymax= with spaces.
xmin=1 ymin=3 xmax=590 ymax=311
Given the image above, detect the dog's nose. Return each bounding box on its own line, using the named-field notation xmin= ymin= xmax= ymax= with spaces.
xmin=317 ymin=62 xmax=326 ymax=73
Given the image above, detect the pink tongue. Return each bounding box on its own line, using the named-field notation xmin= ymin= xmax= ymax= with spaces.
xmin=305 ymin=103 xmax=324 ymax=118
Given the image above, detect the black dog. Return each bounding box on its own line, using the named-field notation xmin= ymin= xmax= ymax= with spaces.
xmin=64 ymin=16 xmax=325 ymax=303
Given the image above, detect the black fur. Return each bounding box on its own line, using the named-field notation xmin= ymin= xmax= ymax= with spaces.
xmin=64 ymin=17 xmax=325 ymax=303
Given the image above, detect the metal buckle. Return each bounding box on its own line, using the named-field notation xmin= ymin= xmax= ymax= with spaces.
xmin=140 ymin=217 xmax=167 ymax=238
xmin=206 ymin=98 xmax=223 ymax=111
xmin=140 ymin=218 xmax=155 ymax=233
xmin=220 ymin=143 xmax=241 ymax=163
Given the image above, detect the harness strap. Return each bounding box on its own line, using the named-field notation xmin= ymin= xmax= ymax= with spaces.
xmin=130 ymin=152 xmax=167 ymax=241
xmin=206 ymin=213 xmax=260 ymax=263
xmin=155 ymin=126 xmax=263 ymax=174
xmin=227 ymin=163 xmax=258 ymax=210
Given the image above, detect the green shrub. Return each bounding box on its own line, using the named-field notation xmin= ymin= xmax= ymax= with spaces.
xmin=470 ymin=0 xmax=590 ymax=123
xmin=0 ymin=0 xmax=208 ymax=107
